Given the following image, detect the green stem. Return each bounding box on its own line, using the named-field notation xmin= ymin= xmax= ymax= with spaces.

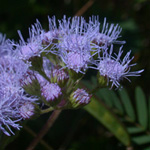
xmin=40 ymin=107 xmax=55 ymax=114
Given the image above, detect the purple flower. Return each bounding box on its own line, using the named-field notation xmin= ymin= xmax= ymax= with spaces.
xmin=41 ymin=82 xmax=62 ymax=102
xmin=70 ymin=88 xmax=91 ymax=108
xmin=16 ymin=20 xmax=46 ymax=60
xmin=19 ymin=102 xmax=35 ymax=119
xmin=51 ymin=67 xmax=69 ymax=84
xmin=0 ymin=55 xmax=37 ymax=136
xmin=0 ymin=33 xmax=14 ymax=56
xmin=56 ymin=16 xmax=100 ymax=73
xmin=42 ymin=16 xmax=62 ymax=44
xmin=96 ymin=45 xmax=144 ymax=88
xmin=89 ymin=17 xmax=126 ymax=46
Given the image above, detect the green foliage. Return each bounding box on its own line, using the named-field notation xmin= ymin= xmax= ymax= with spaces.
xmin=83 ymin=77 xmax=150 ymax=149
xmin=135 ymin=87 xmax=148 ymax=129
xmin=84 ymin=97 xmax=131 ymax=146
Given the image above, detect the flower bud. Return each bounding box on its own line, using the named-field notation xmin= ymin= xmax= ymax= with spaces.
xmin=19 ymin=102 xmax=39 ymax=119
xmin=69 ymin=88 xmax=91 ymax=108
xmin=97 ymin=73 xmax=107 ymax=87
xmin=41 ymin=82 xmax=62 ymax=106
xmin=50 ymin=68 xmax=69 ymax=87
xmin=20 ymin=71 xmax=41 ymax=96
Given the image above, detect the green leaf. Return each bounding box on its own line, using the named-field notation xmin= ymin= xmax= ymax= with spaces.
xmin=135 ymin=86 xmax=148 ymax=129
xmin=119 ymin=89 xmax=135 ymax=121
xmin=144 ymin=147 xmax=150 ymax=150
xmin=81 ymin=80 xmax=93 ymax=90
xmin=132 ymin=135 xmax=150 ymax=145
xmin=84 ymin=97 xmax=131 ymax=146
xmin=109 ymin=90 xmax=124 ymax=114
xmin=127 ymin=127 xmax=144 ymax=134
xmin=96 ymin=88 xmax=113 ymax=107
xmin=91 ymin=76 xmax=97 ymax=87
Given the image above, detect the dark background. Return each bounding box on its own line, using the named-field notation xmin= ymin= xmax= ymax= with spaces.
xmin=0 ymin=0 xmax=149 ymax=149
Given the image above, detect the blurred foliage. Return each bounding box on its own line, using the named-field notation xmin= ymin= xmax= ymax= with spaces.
xmin=83 ymin=76 xmax=150 ymax=149
xmin=0 ymin=0 xmax=150 ymax=149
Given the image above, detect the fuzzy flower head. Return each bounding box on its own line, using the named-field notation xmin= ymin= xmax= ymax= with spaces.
xmin=0 ymin=33 xmax=14 ymax=56
xmin=50 ymin=67 xmax=69 ymax=86
xmin=42 ymin=16 xmax=63 ymax=44
xmin=16 ymin=20 xmax=47 ymax=60
xmin=41 ymin=82 xmax=62 ymax=105
xmin=0 ymin=55 xmax=37 ymax=136
xmin=58 ymin=34 xmax=98 ymax=73
xmin=89 ymin=17 xmax=126 ymax=46
xmin=70 ymin=88 xmax=91 ymax=108
xmin=97 ymin=45 xmax=144 ymax=88
xmin=53 ymin=16 xmax=101 ymax=73
xmin=19 ymin=102 xmax=35 ymax=119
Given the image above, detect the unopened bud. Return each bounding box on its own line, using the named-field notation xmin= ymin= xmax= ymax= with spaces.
xmin=41 ymin=82 xmax=62 ymax=106
xmin=69 ymin=88 xmax=91 ymax=108
xmin=50 ymin=68 xmax=69 ymax=86
xmin=20 ymin=102 xmax=38 ymax=119
xmin=21 ymin=71 xmax=41 ymax=96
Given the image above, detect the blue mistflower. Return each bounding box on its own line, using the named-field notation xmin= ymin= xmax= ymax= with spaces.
xmin=70 ymin=88 xmax=91 ymax=108
xmin=0 ymin=33 xmax=14 ymax=56
xmin=0 ymin=55 xmax=37 ymax=136
xmin=72 ymin=88 xmax=91 ymax=105
xmin=96 ymin=45 xmax=144 ymax=88
xmin=42 ymin=16 xmax=62 ymax=43
xmin=89 ymin=17 xmax=126 ymax=46
xmin=16 ymin=20 xmax=47 ymax=60
xmin=58 ymin=34 xmax=93 ymax=73
xmin=41 ymin=82 xmax=62 ymax=102
xmin=19 ymin=102 xmax=35 ymax=119
xmin=56 ymin=16 xmax=100 ymax=73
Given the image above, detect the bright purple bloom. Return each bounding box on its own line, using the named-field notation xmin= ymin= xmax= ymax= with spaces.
xmin=96 ymin=45 xmax=144 ymax=88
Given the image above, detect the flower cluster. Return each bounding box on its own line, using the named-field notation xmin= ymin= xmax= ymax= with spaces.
xmin=0 ymin=46 xmax=38 ymax=136
xmin=0 ymin=16 xmax=143 ymax=136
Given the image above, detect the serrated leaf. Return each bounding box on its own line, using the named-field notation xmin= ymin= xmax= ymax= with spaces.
xmin=96 ymin=88 xmax=113 ymax=107
xmin=127 ymin=127 xmax=144 ymax=134
xmin=135 ymin=86 xmax=148 ymax=129
xmin=132 ymin=135 xmax=150 ymax=145
xmin=119 ymin=89 xmax=135 ymax=121
xmin=84 ymin=97 xmax=131 ymax=146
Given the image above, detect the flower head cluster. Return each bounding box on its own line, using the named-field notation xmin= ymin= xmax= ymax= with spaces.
xmin=70 ymin=88 xmax=91 ymax=108
xmin=89 ymin=16 xmax=126 ymax=46
xmin=41 ymin=82 xmax=62 ymax=102
xmin=0 ymin=15 xmax=143 ymax=136
xmin=0 ymin=37 xmax=38 ymax=135
xmin=56 ymin=16 xmax=100 ymax=73
xmin=96 ymin=45 xmax=144 ymax=88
